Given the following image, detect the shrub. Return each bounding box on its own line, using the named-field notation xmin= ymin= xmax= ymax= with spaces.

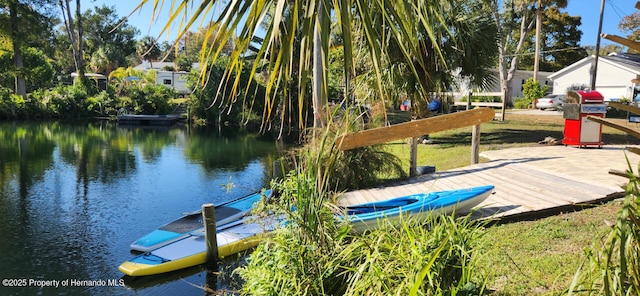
xmin=522 ymin=78 xmax=548 ymax=104
xmin=514 ymin=97 xmax=531 ymax=109
xmin=126 ymin=84 xmax=175 ymax=114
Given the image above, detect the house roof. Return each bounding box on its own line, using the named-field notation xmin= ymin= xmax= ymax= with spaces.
xmin=548 ymin=53 xmax=640 ymax=79
xmin=133 ymin=61 xmax=201 ymax=71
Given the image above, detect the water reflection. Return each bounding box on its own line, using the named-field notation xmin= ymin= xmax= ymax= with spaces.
xmin=0 ymin=121 xmax=281 ymax=295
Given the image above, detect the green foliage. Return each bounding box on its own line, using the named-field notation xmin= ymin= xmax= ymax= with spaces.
xmin=0 ymin=82 xmax=170 ymax=119
xmin=513 ymin=97 xmax=532 ymax=109
xmin=239 ymin=179 xmax=486 ymax=295
xmin=329 ymin=144 xmax=406 ymax=190
xmin=322 ymin=105 xmax=407 ymax=191
xmin=0 ymin=47 xmax=55 ymax=92
xmin=238 ymin=135 xmax=348 ymax=295
xmin=126 ymin=84 xmax=175 ymax=115
xmin=175 ymin=55 xmax=194 ymax=72
xmin=518 ymin=6 xmax=587 ymax=71
xmin=522 ymin=78 xmax=548 ymax=103
xmin=569 ymin=155 xmax=640 ymax=295
xmin=189 ymin=58 xmax=266 ymax=128
xmin=337 ymin=215 xmax=486 ymax=295
xmin=460 ymin=95 xmax=501 ymax=103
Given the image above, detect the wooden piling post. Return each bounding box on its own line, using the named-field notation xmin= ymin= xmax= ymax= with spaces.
xmin=471 ymin=125 xmax=481 ymax=164
xmin=202 ymin=203 xmax=218 ymax=269
xmin=409 ymin=137 xmax=418 ymax=177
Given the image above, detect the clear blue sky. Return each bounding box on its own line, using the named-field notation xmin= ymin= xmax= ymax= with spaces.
xmin=569 ymin=0 xmax=637 ymax=46
xmin=93 ymin=0 xmax=637 ymax=47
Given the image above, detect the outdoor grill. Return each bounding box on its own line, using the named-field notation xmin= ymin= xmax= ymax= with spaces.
xmin=562 ymin=90 xmax=606 ymax=148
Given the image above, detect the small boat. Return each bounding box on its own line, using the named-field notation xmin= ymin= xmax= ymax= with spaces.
xmin=130 ymin=189 xmax=272 ymax=252
xmin=119 ymin=215 xmax=280 ymax=277
xmin=344 ymin=185 xmax=494 ymax=233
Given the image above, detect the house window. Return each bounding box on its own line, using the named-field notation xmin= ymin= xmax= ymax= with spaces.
xmin=163 ymin=79 xmax=172 ymax=85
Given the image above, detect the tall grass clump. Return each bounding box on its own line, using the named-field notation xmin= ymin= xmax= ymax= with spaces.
xmin=236 ymin=121 xmax=351 ymax=295
xmin=335 ymin=214 xmax=487 ymax=295
xmin=569 ymin=156 xmax=640 ymax=295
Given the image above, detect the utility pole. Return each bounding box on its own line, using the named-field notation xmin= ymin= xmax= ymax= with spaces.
xmin=591 ymin=0 xmax=606 ymax=90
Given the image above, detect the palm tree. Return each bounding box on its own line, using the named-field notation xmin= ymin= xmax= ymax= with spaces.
xmin=136 ymin=36 xmax=161 ymax=69
xmin=132 ymin=0 xmax=496 ymax=133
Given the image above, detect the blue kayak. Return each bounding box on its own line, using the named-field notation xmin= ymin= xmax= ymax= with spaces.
xmin=344 ymin=185 xmax=493 ymax=232
xmin=130 ymin=189 xmax=272 ymax=252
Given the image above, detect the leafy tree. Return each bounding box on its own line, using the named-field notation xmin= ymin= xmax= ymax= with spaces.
xmin=177 ymin=25 xmax=233 ymax=62
xmin=532 ymin=0 xmax=567 ymax=80
xmin=520 ymin=5 xmax=587 ymax=71
xmin=619 ymin=11 xmax=640 ymax=53
xmin=175 ymin=55 xmax=194 ymax=72
xmin=0 ymin=0 xmax=56 ymax=98
xmin=82 ymin=5 xmax=139 ymax=75
xmin=493 ymin=0 xmax=536 ymax=111
xmin=0 ymin=47 xmax=54 ymax=92
xmin=363 ymin=0 xmax=498 ymax=117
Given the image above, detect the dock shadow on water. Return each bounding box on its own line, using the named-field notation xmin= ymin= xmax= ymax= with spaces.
xmin=0 ymin=121 xmax=281 ymax=295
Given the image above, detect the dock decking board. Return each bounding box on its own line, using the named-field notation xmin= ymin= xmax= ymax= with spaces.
xmin=338 ymin=146 xmax=635 ymax=221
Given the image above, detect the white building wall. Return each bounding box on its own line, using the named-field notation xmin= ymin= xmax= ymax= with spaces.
xmin=457 ymin=70 xmax=552 ymax=99
xmin=552 ymin=59 xmax=636 ymax=100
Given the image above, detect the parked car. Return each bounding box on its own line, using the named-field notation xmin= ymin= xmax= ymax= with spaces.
xmin=535 ymin=94 xmax=566 ymax=110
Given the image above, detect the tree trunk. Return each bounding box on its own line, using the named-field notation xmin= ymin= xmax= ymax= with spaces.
xmin=60 ymin=0 xmax=88 ymax=88
xmin=75 ymin=0 xmax=88 ymax=87
xmin=533 ymin=0 xmax=541 ymax=83
xmin=312 ymin=0 xmax=325 ymax=134
xmin=493 ymin=0 xmax=535 ymax=116
xmin=9 ymin=2 xmax=26 ymax=100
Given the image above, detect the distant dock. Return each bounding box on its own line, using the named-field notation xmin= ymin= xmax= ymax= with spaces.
xmin=117 ymin=114 xmax=180 ymax=126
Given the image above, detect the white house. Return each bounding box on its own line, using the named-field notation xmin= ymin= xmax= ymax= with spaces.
xmin=453 ymin=69 xmax=553 ymax=100
xmin=548 ymin=53 xmax=640 ymax=101
xmin=134 ymin=61 xmax=201 ymax=95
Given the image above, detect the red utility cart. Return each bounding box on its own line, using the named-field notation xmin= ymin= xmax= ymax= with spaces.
xmin=562 ymin=90 xmax=606 ymax=148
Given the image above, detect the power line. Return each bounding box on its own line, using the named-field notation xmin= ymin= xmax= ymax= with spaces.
xmin=606 ymin=0 xmax=627 ymax=23
xmin=505 ymin=46 xmax=584 ymax=57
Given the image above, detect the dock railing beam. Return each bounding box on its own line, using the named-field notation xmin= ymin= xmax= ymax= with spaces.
xmin=336 ymin=108 xmax=494 ymax=169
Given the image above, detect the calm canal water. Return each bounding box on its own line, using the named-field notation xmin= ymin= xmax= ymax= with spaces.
xmin=0 ymin=121 xmax=282 ymax=295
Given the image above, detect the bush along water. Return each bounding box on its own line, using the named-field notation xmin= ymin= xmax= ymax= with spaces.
xmin=0 ymin=83 xmax=179 ymax=120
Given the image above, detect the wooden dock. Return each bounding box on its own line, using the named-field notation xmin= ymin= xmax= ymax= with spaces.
xmin=337 ymin=145 xmax=640 ymax=221
xmin=117 ymin=114 xmax=180 ymax=126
